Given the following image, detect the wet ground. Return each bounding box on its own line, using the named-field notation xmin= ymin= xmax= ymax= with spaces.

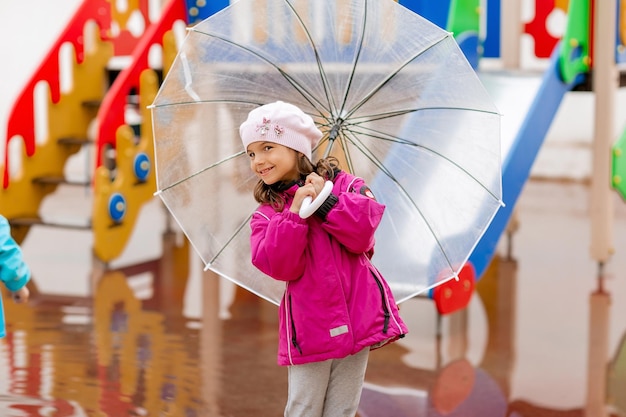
xmin=2 ymin=179 xmax=626 ymax=417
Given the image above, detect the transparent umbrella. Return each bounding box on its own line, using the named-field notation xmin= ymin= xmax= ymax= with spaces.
xmin=150 ymin=0 xmax=503 ymax=305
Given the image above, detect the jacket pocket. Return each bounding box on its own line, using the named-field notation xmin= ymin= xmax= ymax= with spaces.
xmin=369 ymin=269 xmax=390 ymax=334
xmin=287 ymin=294 xmax=303 ymax=355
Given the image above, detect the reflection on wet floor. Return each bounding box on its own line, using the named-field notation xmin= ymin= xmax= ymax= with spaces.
xmin=1 ymin=180 xmax=626 ymax=417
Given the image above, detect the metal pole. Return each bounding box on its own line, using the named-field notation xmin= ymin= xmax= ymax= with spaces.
xmin=585 ymin=281 xmax=611 ymax=417
xmin=586 ymin=1 xmax=617 ymax=416
xmin=501 ymin=0 xmax=522 ymax=68
xmin=589 ymin=0 xmax=617 ymax=264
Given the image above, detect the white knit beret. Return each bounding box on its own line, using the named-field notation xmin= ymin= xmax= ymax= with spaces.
xmin=239 ymin=101 xmax=322 ymax=161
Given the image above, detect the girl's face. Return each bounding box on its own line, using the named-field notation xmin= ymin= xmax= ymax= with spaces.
xmin=247 ymin=141 xmax=300 ymax=185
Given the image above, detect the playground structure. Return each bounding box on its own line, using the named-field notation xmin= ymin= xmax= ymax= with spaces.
xmin=1 ymin=0 xmax=626 ymax=312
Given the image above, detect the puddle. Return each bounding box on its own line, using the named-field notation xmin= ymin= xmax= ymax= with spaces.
xmin=2 ymin=180 xmax=626 ymax=416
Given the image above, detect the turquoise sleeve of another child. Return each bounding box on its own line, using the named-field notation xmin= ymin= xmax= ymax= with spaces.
xmin=0 ymin=216 xmax=31 ymax=338
xmin=0 ymin=216 xmax=31 ymax=292
xmin=1 ymin=295 xmax=4 ymax=338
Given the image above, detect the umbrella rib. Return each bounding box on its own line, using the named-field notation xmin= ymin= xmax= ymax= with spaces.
xmin=342 ymin=106 xmax=501 ymax=204
xmin=155 ymin=151 xmax=244 ymax=194
xmin=344 ymin=33 xmax=454 ymax=120
xmin=191 ymin=28 xmax=326 ymax=114
xmin=337 ymin=0 xmax=369 ymax=118
xmin=316 ymin=131 xmax=357 ymax=174
xmin=345 ymin=124 xmax=502 ymax=204
xmin=348 ymin=106 xmax=500 ymax=124
xmin=207 ymin=212 xmax=253 ymax=266
xmin=151 ymin=98 xmax=269 ymax=109
xmin=337 ymin=132 xmax=356 ymax=174
xmin=282 ymin=0 xmax=338 ymax=114
xmin=341 ymin=129 xmax=459 ymax=272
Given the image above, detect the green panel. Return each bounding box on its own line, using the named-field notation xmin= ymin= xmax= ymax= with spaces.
xmin=612 ymin=128 xmax=626 ymax=200
xmin=608 ymin=335 xmax=626 ymax=413
xmin=446 ymin=0 xmax=480 ymax=35
xmin=558 ymin=0 xmax=591 ymax=83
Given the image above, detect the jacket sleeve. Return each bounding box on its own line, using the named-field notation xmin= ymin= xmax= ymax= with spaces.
xmin=249 ymin=207 xmax=309 ymax=282
xmin=321 ymin=177 xmax=385 ymax=254
xmin=0 ymin=216 xmax=31 ymax=292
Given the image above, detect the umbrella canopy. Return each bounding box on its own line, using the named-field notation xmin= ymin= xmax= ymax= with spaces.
xmin=151 ymin=0 xmax=503 ymax=305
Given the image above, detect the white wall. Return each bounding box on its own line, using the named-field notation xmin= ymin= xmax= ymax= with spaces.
xmin=0 ymin=1 xmax=82 ymax=159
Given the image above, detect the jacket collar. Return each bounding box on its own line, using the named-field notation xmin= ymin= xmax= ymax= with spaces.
xmin=270 ymin=177 xmax=305 ymax=195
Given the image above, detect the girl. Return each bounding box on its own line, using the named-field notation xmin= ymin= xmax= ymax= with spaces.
xmin=240 ymin=101 xmax=408 ymax=417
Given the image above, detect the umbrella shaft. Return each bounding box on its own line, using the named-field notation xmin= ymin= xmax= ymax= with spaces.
xmin=324 ymin=120 xmax=343 ymax=158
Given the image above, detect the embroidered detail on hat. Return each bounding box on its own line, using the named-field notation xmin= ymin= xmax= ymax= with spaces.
xmin=256 ymin=117 xmax=272 ymax=135
xmin=256 ymin=117 xmax=284 ymax=136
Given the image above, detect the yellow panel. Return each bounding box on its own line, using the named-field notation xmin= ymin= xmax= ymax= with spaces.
xmin=0 ymin=25 xmax=114 ymax=238
xmin=93 ymin=271 xmax=142 ymax=396
xmin=92 ymin=69 xmax=159 ymax=261
xmin=163 ymin=30 xmax=178 ymax=75
xmin=111 ymin=0 xmax=141 ymax=28
xmin=93 ymin=270 xmax=200 ymax=414
xmin=555 ymin=0 xmax=570 ymax=11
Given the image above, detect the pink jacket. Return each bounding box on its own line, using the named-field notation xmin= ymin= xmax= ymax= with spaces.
xmin=250 ymin=171 xmax=408 ymax=366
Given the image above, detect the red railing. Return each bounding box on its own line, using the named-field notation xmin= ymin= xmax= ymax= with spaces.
xmin=95 ymin=0 xmax=187 ymax=167
xmin=3 ymin=0 xmax=111 ymax=188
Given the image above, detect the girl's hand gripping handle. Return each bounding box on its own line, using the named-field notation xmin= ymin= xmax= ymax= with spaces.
xmin=299 ymin=181 xmax=333 ymax=219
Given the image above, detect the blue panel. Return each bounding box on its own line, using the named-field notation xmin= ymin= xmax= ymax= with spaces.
xmin=617 ymin=0 xmax=626 ymax=65
xmin=398 ymin=0 xmax=451 ymax=29
xmin=469 ymin=45 xmax=584 ymax=279
xmin=483 ymin=0 xmax=501 ymax=58
xmin=185 ymin=0 xmax=231 ymax=25
xmin=456 ymin=32 xmax=480 ymax=69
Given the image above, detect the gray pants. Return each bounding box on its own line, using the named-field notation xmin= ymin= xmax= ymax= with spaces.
xmin=284 ymin=348 xmax=370 ymax=417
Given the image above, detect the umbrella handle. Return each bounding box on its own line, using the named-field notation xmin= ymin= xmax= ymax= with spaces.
xmin=299 ymin=181 xmax=334 ymax=219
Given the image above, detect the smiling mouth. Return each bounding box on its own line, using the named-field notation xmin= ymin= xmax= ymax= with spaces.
xmin=258 ymin=167 xmax=273 ymax=176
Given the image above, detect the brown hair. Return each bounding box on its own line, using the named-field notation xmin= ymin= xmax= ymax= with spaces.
xmin=253 ymin=156 xmax=341 ymax=211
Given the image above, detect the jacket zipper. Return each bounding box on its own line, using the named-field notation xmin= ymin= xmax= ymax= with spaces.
xmin=370 ymin=269 xmax=390 ymax=334
xmin=288 ymin=294 xmax=303 ymax=355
